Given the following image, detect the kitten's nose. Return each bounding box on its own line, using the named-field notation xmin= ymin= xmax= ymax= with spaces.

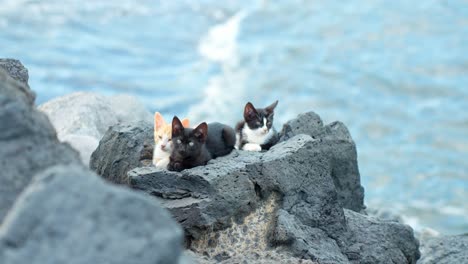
xmin=161 ymin=144 xmax=166 ymax=150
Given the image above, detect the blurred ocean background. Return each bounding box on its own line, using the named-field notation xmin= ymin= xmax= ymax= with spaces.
xmin=1 ymin=0 xmax=467 ymax=234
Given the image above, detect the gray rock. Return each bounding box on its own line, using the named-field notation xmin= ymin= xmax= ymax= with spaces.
xmin=1 ymin=64 xmax=184 ymax=263
xmin=280 ymin=112 xmax=365 ymax=212
xmin=0 ymin=165 xmax=183 ymax=264
xmin=0 ymin=69 xmax=80 ymax=223
xmin=418 ymin=234 xmax=468 ymax=264
xmin=0 ymin=59 xmax=35 ymax=104
xmin=39 ymin=91 xmax=152 ymax=165
xmin=126 ymin=134 xmax=419 ymax=263
xmin=0 ymin=59 xmax=29 ymax=84
xmin=90 ymin=122 xmax=154 ymax=184
xmin=344 ymin=209 xmax=420 ymax=264
xmin=128 ymin=149 xmax=261 ymax=239
xmin=279 ymin=111 xmax=324 ymax=141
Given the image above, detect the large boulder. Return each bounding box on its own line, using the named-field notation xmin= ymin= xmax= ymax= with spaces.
xmin=90 ymin=111 xmax=419 ymax=263
xmin=1 ymin=60 xmax=185 ymax=263
xmin=0 ymin=165 xmax=183 ymax=264
xmin=39 ymin=92 xmax=152 ymax=165
xmin=280 ymin=112 xmax=365 ymax=212
xmin=0 ymin=69 xmax=80 ymax=223
xmin=89 ymin=122 xmax=154 ymax=184
xmin=124 ymin=135 xmax=419 ymax=263
xmin=418 ymin=234 xmax=468 ymax=264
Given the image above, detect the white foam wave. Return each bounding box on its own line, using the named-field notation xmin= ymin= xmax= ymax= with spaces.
xmin=188 ymin=11 xmax=249 ymax=124
xmin=198 ymin=11 xmax=247 ymax=64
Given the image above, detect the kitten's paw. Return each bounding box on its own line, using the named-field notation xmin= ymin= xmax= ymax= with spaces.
xmin=168 ymin=162 xmax=183 ymax=172
xmin=156 ymin=158 xmax=169 ymax=168
xmin=243 ymin=143 xmax=262 ymax=152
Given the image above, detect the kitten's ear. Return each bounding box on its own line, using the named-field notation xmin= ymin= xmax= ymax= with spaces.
xmin=193 ymin=122 xmax=208 ymax=143
xmin=154 ymin=112 xmax=166 ymax=131
xmin=244 ymin=102 xmax=258 ymax=121
xmin=265 ymin=100 xmax=278 ymax=114
xmin=181 ymin=118 xmax=190 ymax=128
xmin=172 ymin=116 xmax=184 ymax=137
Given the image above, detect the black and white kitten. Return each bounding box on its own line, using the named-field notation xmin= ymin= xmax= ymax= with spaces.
xmin=235 ymin=100 xmax=279 ymax=151
xmin=168 ymin=116 xmax=236 ymax=172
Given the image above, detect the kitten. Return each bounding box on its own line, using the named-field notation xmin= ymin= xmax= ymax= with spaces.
xmin=235 ymin=100 xmax=279 ymax=151
xmin=168 ymin=116 xmax=236 ymax=172
xmin=152 ymin=112 xmax=189 ymax=168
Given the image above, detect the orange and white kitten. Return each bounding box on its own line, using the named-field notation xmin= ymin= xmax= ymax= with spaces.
xmin=153 ymin=112 xmax=190 ymax=168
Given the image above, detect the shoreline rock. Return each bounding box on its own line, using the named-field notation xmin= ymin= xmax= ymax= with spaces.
xmin=418 ymin=234 xmax=468 ymax=264
xmin=0 ymin=165 xmax=183 ymax=264
xmin=0 ymin=69 xmax=80 ymax=223
xmin=0 ymin=59 xmax=35 ymax=104
xmin=38 ymin=91 xmax=152 ymax=165
xmin=91 ymin=112 xmax=419 ymax=263
xmin=0 ymin=59 xmax=185 ymax=263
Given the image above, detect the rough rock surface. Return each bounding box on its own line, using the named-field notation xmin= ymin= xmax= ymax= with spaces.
xmin=90 ymin=122 xmax=154 ymax=184
xmin=1 ymin=60 xmax=185 ymax=263
xmin=0 ymin=59 xmax=30 ymax=85
xmin=344 ymin=209 xmax=420 ymax=263
xmin=39 ymin=91 xmax=152 ymax=164
xmin=280 ymin=112 xmax=365 ymax=212
xmin=0 ymin=165 xmax=183 ymax=264
xmin=120 ymin=132 xmax=419 ymax=263
xmin=0 ymin=59 xmax=35 ymax=104
xmin=0 ymin=69 xmax=80 ymax=223
xmin=418 ymin=234 xmax=468 ymax=264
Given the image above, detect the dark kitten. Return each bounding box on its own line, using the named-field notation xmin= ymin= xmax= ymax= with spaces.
xmin=235 ymin=100 xmax=279 ymax=151
xmin=168 ymin=117 xmax=236 ymax=172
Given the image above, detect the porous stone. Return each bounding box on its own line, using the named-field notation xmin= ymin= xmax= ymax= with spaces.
xmin=0 ymin=59 xmax=29 ymax=85
xmin=39 ymin=91 xmax=152 ymax=164
xmin=126 ymin=135 xmax=420 ymax=263
xmin=0 ymin=165 xmax=183 ymax=264
xmin=0 ymin=59 xmax=35 ymax=104
xmin=91 ymin=110 xmax=419 ymax=263
xmin=418 ymin=234 xmax=468 ymax=264
xmin=0 ymin=69 xmax=80 ymax=223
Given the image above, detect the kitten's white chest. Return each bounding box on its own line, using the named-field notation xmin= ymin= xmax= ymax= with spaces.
xmin=242 ymin=121 xmax=273 ymax=145
xmin=152 ymin=147 xmax=170 ymax=167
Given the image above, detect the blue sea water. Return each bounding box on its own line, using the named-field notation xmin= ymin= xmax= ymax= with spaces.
xmin=1 ymin=0 xmax=467 ymax=234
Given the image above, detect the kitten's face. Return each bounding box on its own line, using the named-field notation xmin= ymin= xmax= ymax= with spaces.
xmin=243 ymin=100 xmax=278 ymax=135
xmin=171 ymin=117 xmax=208 ymax=159
xmin=154 ymin=112 xmax=189 ymax=153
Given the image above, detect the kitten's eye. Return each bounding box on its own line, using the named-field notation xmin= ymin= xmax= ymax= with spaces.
xmin=176 ymin=139 xmax=182 ymax=144
xmin=158 ymin=136 xmax=162 ymax=139
xmin=189 ymin=142 xmax=194 ymax=147
xmin=168 ymin=139 xmax=172 ymax=142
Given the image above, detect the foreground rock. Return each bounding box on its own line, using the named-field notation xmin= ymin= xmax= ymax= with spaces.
xmin=418 ymin=234 xmax=468 ymax=264
xmin=91 ymin=112 xmax=419 ymax=263
xmin=0 ymin=165 xmax=183 ymax=264
xmin=39 ymin=92 xmax=152 ymax=164
xmin=1 ymin=60 xmax=185 ymax=263
xmin=0 ymin=69 xmax=80 ymax=223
